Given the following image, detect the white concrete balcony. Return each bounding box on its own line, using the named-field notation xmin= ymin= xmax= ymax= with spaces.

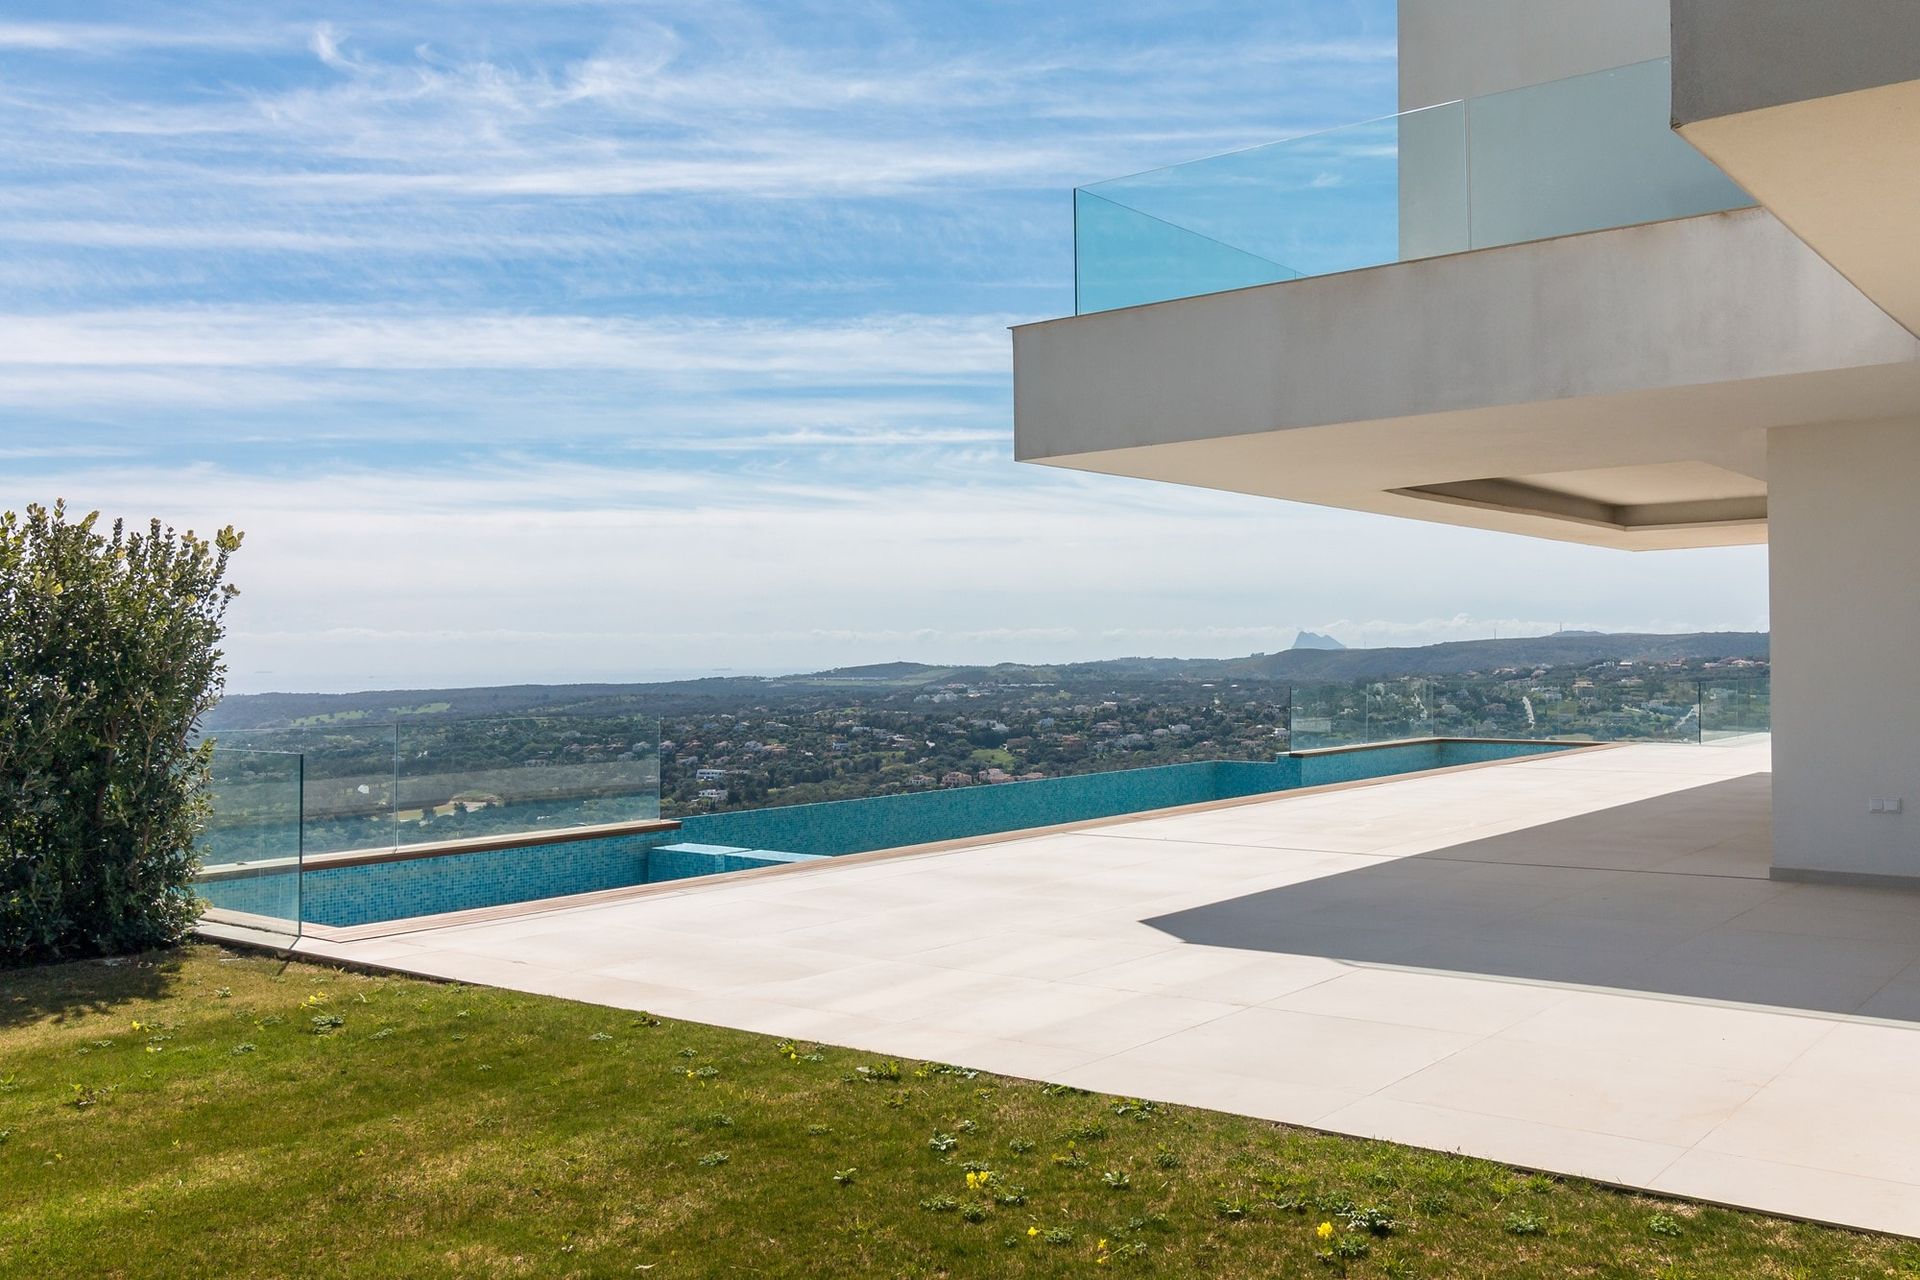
xmin=1015 ymin=54 xmax=1920 ymax=551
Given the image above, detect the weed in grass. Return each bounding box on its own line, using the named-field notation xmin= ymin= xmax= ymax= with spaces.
xmin=1332 ymin=1234 xmax=1371 ymax=1260
xmin=310 ymin=1013 xmax=343 ymax=1033
xmin=1008 ymin=1138 xmax=1035 ymax=1155
xmin=1344 ymin=1205 xmax=1398 ymax=1237
xmin=1504 ymin=1211 xmax=1547 ymax=1236
xmin=832 ymin=1168 xmax=856 ymax=1186
xmin=929 ymin=1131 xmax=958 ymax=1153
xmin=855 ymin=1060 xmax=902 ymax=1083
xmin=66 ymin=1083 xmax=112 ymax=1109
xmin=587 ymin=1032 xmax=613 ymax=1043
xmin=696 ymin=1151 xmax=730 ymax=1168
xmin=1153 ymin=1145 xmax=1180 ymax=1169
xmin=1101 ymin=1169 xmax=1131 ymax=1191
xmin=993 ymin=1186 xmax=1028 ymax=1207
xmin=961 ymin=1200 xmax=989 ymax=1223
xmin=806 ymin=1124 xmax=832 ymax=1136
xmin=229 ymin=1043 xmax=255 ymax=1056
xmin=1649 ymin=1212 xmax=1683 ymax=1238
xmin=1112 ymin=1097 xmax=1160 ymax=1121
xmin=1216 ymin=1198 xmax=1252 ymax=1220
xmin=920 ymin=1195 xmax=959 ymax=1214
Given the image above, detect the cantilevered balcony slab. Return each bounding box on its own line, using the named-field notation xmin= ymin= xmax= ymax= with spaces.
xmin=1013 ymin=206 xmax=1920 ymax=549
xmin=1672 ymin=1 xmax=1920 ymax=340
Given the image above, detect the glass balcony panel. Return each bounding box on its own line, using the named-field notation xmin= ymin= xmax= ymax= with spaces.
xmin=1074 ymin=189 xmax=1299 ymax=314
xmin=1467 ymin=58 xmax=1755 ymax=249
xmin=1072 ymin=58 xmax=1753 ymax=314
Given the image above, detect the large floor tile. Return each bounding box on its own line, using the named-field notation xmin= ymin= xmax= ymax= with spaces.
xmin=1651 ymin=1149 xmax=1920 ymax=1237
xmin=1265 ymin=967 xmax=1573 ymax=1036
xmin=1381 ymin=1036 xmax=1771 ymax=1147
xmin=1317 ymin=1096 xmax=1688 ymax=1188
xmin=1087 ymin=1006 xmax=1478 ymax=1095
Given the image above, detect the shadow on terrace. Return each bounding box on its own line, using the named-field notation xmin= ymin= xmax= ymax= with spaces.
xmin=1147 ymin=774 xmax=1920 ymax=1022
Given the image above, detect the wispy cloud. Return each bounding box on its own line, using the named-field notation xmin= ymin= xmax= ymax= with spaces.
xmin=0 ymin=21 xmax=284 ymax=53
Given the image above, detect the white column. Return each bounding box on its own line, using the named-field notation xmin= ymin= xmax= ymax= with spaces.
xmin=1769 ymin=417 xmax=1920 ymax=884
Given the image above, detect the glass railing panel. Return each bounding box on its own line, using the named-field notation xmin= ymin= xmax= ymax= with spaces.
xmin=1071 ymin=58 xmax=1753 ymax=314
xmin=1365 ymin=678 xmax=1432 ymax=742
xmin=1293 ymin=673 xmax=1709 ymax=748
xmin=1074 ymin=189 xmax=1300 ymax=314
xmin=394 ymin=714 xmax=661 ymax=847
xmin=194 ymin=747 xmax=302 ymax=933
xmin=1440 ymin=673 xmax=1703 ymax=742
xmin=1076 ymin=105 xmax=1467 ymax=313
xmin=1466 ymin=58 xmax=1755 ymax=250
xmin=215 ymin=723 xmax=398 ymax=856
xmin=1288 ymin=682 xmax=1368 ymax=751
xmin=1700 ymin=674 xmax=1770 ymax=744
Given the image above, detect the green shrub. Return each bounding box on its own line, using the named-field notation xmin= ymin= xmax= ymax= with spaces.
xmin=1 ymin=501 xmax=241 ymax=964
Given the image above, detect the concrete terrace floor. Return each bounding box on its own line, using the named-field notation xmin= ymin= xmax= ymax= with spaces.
xmin=298 ymin=739 xmax=1920 ymax=1237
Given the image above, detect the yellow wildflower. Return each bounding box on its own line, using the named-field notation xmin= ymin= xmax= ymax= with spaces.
xmin=1027 ymin=1226 xmax=1040 ymax=1239
xmin=1316 ymin=1220 xmax=1335 ymax=1241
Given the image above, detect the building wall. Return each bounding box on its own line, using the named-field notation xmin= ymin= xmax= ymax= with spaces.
xmin=1398 ymin=0 xmax=1668 ymax=111
xmin=1770 ymin=418 xmax=1920 ymax=882
xmin=1672 ymin=0 xmax=1920 ymax=125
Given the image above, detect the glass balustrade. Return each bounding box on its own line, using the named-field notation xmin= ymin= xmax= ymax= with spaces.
xmin=1075 ymin=58 xmax=1755 ymax=313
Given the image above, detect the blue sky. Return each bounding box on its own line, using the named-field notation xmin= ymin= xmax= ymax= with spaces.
xmin=0 ymin=2 xmax=1767 ymax=694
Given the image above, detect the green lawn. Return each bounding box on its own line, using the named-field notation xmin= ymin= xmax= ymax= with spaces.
xmin=2 ymin=946 xmax=1915 ymax=1279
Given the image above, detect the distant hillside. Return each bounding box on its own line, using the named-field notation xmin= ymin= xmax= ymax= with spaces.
xmin=1215 ymin=631 xmax=1768 ymax=681
xmin=206 ymin=631 xmax=1767 ymax=730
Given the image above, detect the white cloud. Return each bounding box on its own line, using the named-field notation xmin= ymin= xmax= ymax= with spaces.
xmin=0 ymin=22 xmax=281 ymax=52
xmin=0 ymin=307 xmax=1010 ymax=380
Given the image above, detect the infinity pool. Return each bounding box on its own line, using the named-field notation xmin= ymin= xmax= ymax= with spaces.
xmin=197 ymin=739 xmax=1579 ymax=930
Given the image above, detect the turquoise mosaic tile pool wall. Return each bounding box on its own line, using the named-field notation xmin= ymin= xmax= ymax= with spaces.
xmin=196 ymin=740 xmax=1577 ymax=928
